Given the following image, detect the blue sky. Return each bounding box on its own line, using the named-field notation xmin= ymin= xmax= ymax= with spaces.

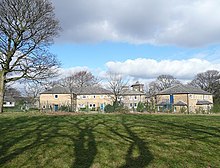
xmin=50 ymin=0 xmax=220 ymax=82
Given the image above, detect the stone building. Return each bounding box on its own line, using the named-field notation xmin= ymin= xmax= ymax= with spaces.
xmin=40 ymin=86 xmax=112 ymax=112
xmin=156 ymin=84 xmax=213 ymax=113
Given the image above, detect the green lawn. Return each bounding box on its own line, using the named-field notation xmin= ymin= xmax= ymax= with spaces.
xmin=0 ymin=112 xmax=220 ymax=168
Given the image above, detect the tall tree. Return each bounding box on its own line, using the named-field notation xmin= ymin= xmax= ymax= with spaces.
xmin=190 ymin=70 xmax=220 ymax=102
xmin=149 ymin=75 xmax=181 ymax=95
xmin=0 ymin=0 xmax=60 ymax=112
xmin=106 ymin=72 xmax=128 ymax=104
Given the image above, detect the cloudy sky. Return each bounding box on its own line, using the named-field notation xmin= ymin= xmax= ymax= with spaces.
xmin=50 ymin=0 xmax=220 ymax=82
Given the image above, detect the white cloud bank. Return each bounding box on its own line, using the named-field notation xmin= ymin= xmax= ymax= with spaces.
xmin=53 ymin=0 xmax=220 ymax=47
xmin=106 ymin=58 xmax=220 ymax=79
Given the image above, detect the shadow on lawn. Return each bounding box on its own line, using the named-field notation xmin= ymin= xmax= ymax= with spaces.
xmin=0 ymin=116 xmax=58 ymax=166
xmin=0 ymin=115 xmax=100 ymax=168
xmin=120 ymin=117 xmax=154 ymax=168
xmin=69 ymin=117 xmax=99 ymax=168
xmin=101 ymin=115 xmax=154 ymax=168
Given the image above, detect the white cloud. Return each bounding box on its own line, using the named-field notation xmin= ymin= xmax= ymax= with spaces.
xmin=52 ymin=0 xmax=220 ymax=47
xmin=106 ymin=58 xmax=220 ymax=79
xmin=58 ymin=66 xmax=89 ymax=77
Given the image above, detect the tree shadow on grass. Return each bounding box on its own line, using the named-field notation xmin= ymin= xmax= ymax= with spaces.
xmin=71 ymin=122 xmax=97 ymax=168
xmin=120 ymin=117 xmax=153 ymax=168
xmin=0 ymin=116 xmax=58 ymax=166
xmin=101 ymin=115 xmax=154 ymax=168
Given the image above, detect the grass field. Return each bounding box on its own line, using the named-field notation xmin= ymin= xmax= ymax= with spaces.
xmin=0 ymin=112 xmax=220 ymax=168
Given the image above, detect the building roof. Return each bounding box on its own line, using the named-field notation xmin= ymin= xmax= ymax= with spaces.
xmin=41 ymin=86 xmax=112 ymax=95
xmin=157 ymin=84 xmax=212 ymax=95
xmin=174 ymin=101 xmax=187 ymax=106
xmin=4 ymin=95 xmax=15 ymax=102
xmin=120 ymin=89 xmax=146 ymax=96
xmin=41 ymin=86 xmax=70 ymax=94
xmin=196 ymin=100 xmax=213 ymax=105
xmin=131 ymin=81 xmax=144 ymax=87
xmin=156 ymin=101 xmax=170 ymax=106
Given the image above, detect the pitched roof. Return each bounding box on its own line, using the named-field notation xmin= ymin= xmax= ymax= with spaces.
xmin=174 ymin=101 xmax=187 ymax=106
xmin=41 ymin=86 xmax=112 ymax=95
xmin=157 ymin=84 xmax=212 ymax=95
xmin=196 ymin=100 xmax=213 ymax=105
xmin=4 ymin=95 xmax=15 ymax=102
xmin=41 ymin=86 xmax=70 ymax=94
xmin=120 ymin=89 xmax=146 ymax=96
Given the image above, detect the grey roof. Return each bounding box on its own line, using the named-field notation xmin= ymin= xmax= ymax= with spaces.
xmin=120 ymin=89 xmax=146 ymax=96
xmin=174 ymin=101 xmax=187 ymax=106
xmin=156 ymin=101 xmax=170 ymax=106
xmin=157 ymin=84 xmax=212 ymax=95
xmin=41 ymin=86 xmax=70 ymax=94
xmin=4 ymin=96 xmax=15 ymax=102
xmin=41 ymin=86 xmax=112 ymax=95
xmin=196 ymin=100 xmax=213 ymax=105
xmin=75 ymin=86 xmax=112 ymax=95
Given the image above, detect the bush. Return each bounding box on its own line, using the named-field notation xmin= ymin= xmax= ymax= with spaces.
xmin=211 ymin=104 xmax=220 ymax=113
xmin=195 ymin=107 xmax=206 ymax=114
xmin=137 ymin=102 xmax=145 ymax=112
xmin=180 ymin=107 xmax=187 ymax=114
xmin=59 ymin=105 xmax=69 ymax=112
xmin=104 ymin=104 xmax=114 ymax=113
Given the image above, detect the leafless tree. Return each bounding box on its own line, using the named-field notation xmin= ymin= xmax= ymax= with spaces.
xmin=106 ymin=72 xmax=129 ymax=104
xmin=189 ymin=70 xmax=220 ymax=102
xmin=59 ymin=70 xmax=100 ymax=111
xmin=149 ymin=75 xmax=181 ymax=95
xmin=24 ymin=82 xmax=45 ymax=107
xmin=0 ymin=0 xmax=60 ymax=112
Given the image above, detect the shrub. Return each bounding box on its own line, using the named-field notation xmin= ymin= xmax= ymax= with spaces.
xmin=211 ymin=104 xmax=220 ymax=113
xmin=137 ymin=102 xmax=145 ymax=112
xmin=180 ymin=107 xmax=187 ymax=114
xmin=195 ymin=107 xmax=206 ymax=114
xmin=104 ymin=104 xmax=114 ymax=113
xmin=59 ymin=105 xmax=69 ymax=112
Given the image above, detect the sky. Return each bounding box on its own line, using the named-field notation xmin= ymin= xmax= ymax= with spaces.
xmin=49 ymin=0 xmax=220 ymax=83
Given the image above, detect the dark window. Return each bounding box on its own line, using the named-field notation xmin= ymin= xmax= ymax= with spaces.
xmin=54 ymin=95 xmax=58 ymax=99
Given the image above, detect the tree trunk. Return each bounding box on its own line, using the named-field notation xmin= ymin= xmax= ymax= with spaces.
xmin=0 ymin=71 xmax=6 ymax=113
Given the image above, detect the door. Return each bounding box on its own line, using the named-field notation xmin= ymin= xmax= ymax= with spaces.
xmin=100 ymin=104 xmax=104 ymax=110
xmin=54 ymin=105 xmax=59 ymax=111
xmin=170 ymin=95 xmax=174 ymax=104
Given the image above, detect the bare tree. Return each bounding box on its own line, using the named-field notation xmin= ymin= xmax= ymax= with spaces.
xmin=24 ymin=82 xmax=45 ymax=107
xmin=0 ymin=0 xmax=60 ymax=112
xmin=59 ymin=70 xmax=99 ymax=111
xmin=189 ymin=70 xmax=220 ymax=102
xmin=106 ymin=72 xmax=129 ymax=104
xmin=149 ymin=75 xmax=181 ymax=95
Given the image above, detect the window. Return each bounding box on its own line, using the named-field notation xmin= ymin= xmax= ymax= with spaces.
xmin=130 ymin=96 xmax=132 ymax=100
xmin=93 ymin=104 xmax=96 ymax=107
xmin=100 ymin=95 xmax=104 ymax=99
xmin=93 ymin=95 xmax=96 ymax=99
xmin=82 ymin=95 xmax=86 ymax=99
xmin=90 ymin=104 xmax=93 ymax=108
xmin=130 ymin=103 xmax=133 ymax=107
xmin=54 ymin=95 xmax=58 ymax=99
xmin=9 ymin=102 xmax=12 ymax=105
xmin=134 ymin=96 xmax=137 ymax=100
xmin=134 ymin=103 xmax=137 ymax=107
